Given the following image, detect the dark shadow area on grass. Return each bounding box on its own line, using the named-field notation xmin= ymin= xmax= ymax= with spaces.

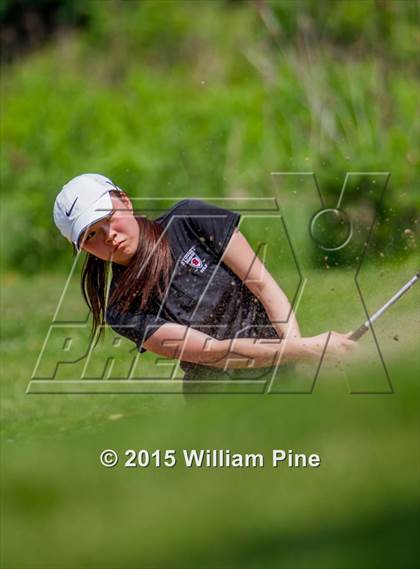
xmin=204 ymin=506 xmax=420 ymax=569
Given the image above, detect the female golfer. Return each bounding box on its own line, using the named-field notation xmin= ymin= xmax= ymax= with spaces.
xmin=53 ymin=173 xmax=354 ymax=385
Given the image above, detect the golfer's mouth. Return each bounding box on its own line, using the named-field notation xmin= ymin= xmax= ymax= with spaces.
xmin=113 ymin=240 xmax=126 ymax=253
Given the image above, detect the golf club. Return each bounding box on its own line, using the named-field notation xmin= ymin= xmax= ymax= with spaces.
xmin=349 ymin=272 xmax=419 ymax=341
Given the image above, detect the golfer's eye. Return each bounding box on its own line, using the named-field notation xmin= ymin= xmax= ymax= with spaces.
xmin=85 ymin=230 xmax=96 ymax=241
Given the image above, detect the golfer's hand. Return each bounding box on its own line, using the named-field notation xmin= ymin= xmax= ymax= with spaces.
xmin=308 ymin=331 xmax=356 ymax=361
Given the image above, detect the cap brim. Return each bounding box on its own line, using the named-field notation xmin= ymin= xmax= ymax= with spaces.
xmin=71 ymin=192 xmax=114 ymax=249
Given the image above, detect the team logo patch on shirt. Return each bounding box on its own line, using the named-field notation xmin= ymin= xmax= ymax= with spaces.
xmin=181 ymin=246 xmax=208 ymax=273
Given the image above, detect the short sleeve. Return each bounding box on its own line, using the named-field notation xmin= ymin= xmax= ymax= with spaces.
xmin=182 ymin=199 xmax=240 ymax=259
xmin=106 ymin=304 xmax=169 ymax=353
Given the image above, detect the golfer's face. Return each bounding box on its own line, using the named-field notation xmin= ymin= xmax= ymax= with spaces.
xmin=79 ymin=195 xmax=140 ymax=265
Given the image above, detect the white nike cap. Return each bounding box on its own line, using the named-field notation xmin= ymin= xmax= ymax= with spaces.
xmin=53 ymin=173 xmax=122 ymax=249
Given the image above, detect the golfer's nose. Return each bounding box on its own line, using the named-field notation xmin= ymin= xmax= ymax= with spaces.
xmin=104 ymin=223 xmax=117 ymax=245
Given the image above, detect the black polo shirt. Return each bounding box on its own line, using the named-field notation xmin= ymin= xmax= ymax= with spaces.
xmin=106 ymin=199 xmax=280 ymax=380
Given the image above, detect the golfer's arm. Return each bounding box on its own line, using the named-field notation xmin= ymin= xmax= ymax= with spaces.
xmin=143 ymin=323 xmax=313 ymax=369
xmin=222 ymin=229 xmax=301 ymax=339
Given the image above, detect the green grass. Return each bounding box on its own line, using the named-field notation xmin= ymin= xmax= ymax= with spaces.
xmin=1 ymin=257 xmax=419 ymax=568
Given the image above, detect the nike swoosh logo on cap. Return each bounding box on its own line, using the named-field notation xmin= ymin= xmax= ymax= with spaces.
xmin=65 ymin=197 xmax=78 ymax=217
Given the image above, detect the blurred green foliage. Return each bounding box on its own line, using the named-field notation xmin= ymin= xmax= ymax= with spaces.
xmin=1 ymin=0 xmax=418 ymax=273
xmin=1 ymin=257 xmax=419 ymax=568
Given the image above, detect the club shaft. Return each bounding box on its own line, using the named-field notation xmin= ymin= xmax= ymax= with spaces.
xmin=350 ymin=273 xmax=419 ymax=341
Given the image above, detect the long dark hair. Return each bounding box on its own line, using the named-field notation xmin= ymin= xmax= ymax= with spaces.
xmin=81 ymin=198 xmax=173 ymax=341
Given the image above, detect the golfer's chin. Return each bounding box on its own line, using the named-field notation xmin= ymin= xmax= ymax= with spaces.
xmin=110 ymin=243 xmax=136 ymax=266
